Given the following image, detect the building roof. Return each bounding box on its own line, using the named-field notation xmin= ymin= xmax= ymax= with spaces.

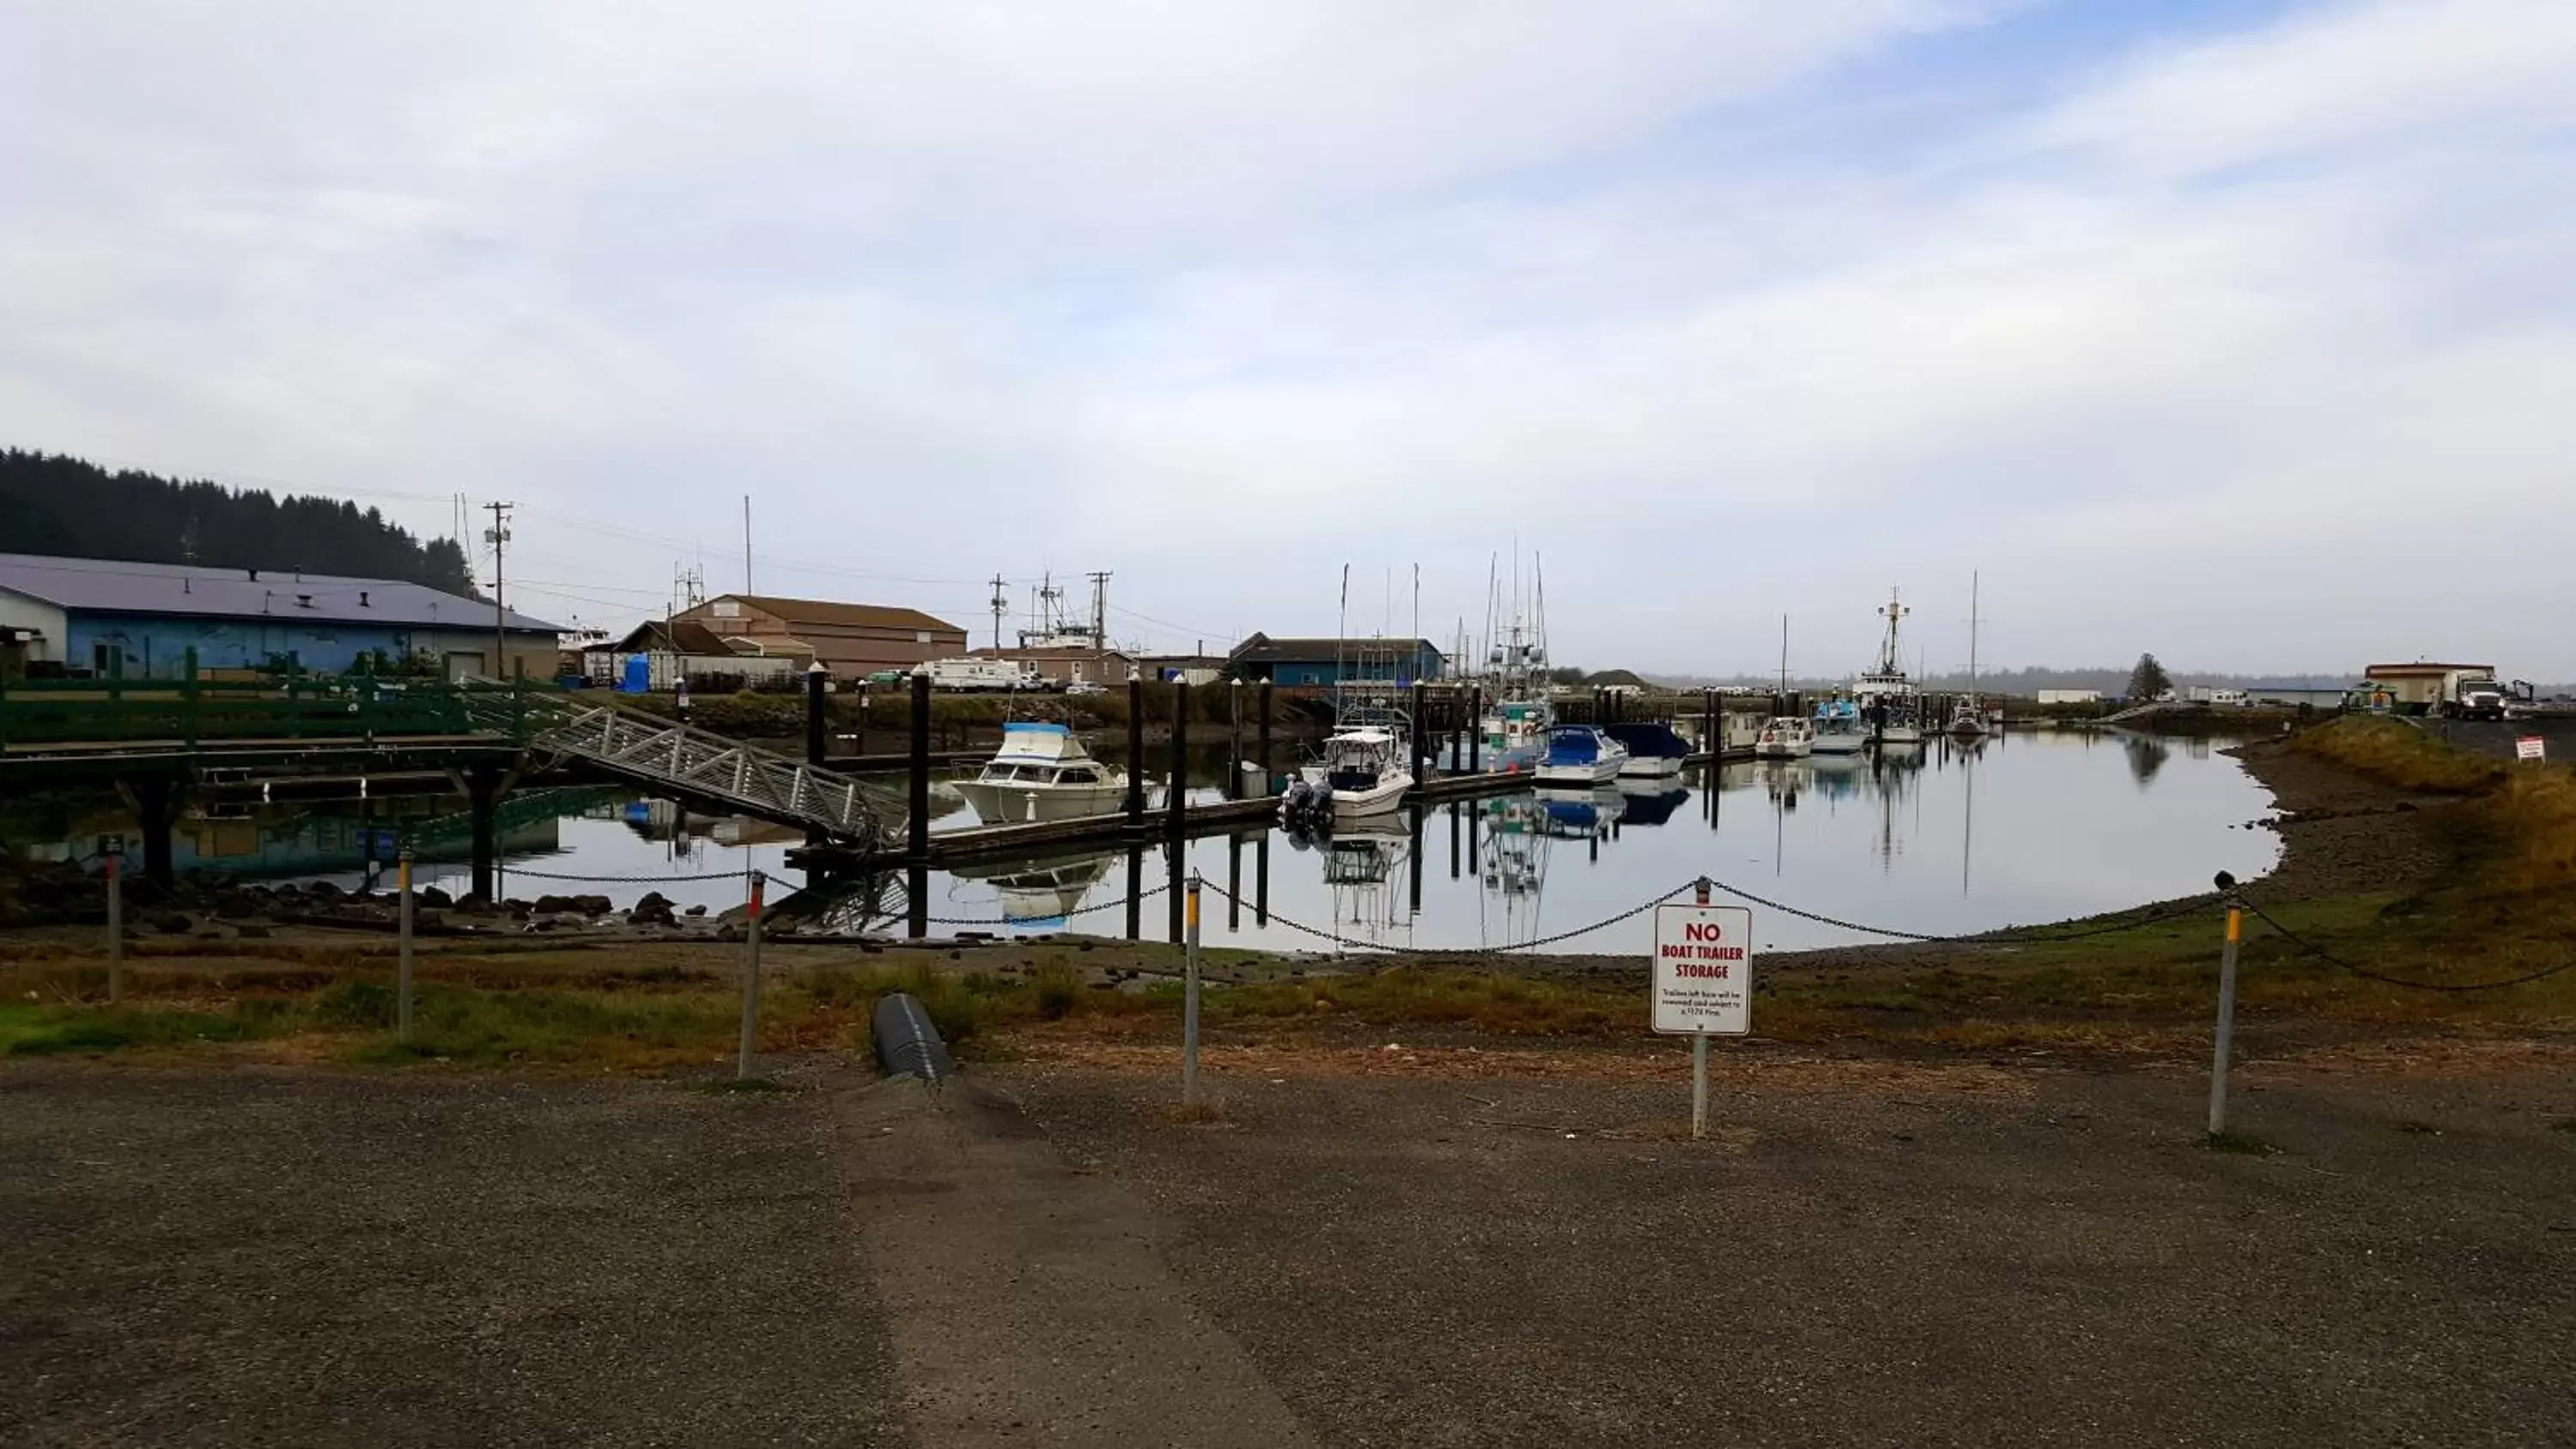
xmin=1227 ymin=633 xmax=1444 ymax=665
xmin=609 ymin=619 xmax=738 ymax=655
xmin=719 ymin=595 xmax=964 ymax=634
xmin=2364 ymin=662 xmax=2492 ymax=676
xmin=0 ymin=552 xmax=559 ymax=632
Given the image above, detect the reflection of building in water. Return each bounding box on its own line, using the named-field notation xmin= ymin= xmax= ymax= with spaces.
xmin=947 ymin=852 xmax=1119 ymax=931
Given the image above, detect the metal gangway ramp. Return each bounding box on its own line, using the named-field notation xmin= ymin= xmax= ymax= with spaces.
xmin=459 ymin=687 xmax=903 ymax=853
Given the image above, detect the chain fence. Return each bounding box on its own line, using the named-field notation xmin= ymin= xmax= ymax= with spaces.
xmin=2236 ymin=894 xmax=2576 ymax=993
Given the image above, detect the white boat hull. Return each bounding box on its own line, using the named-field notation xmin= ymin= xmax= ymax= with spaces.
xmin=1868 ymin=726 xmax=1924 ymax=749
xmin=1810 ymin=731 xmax=1867 ymax=755
xmin=1331 ymin=772 xmax=1413 ymax=816
xmin=952 ymin=780 xmax=1128 ymax=825
xmin=1534 ymin=757 xmax=1622 ymax=785
xmin=1752 ymin=741 xmax=1812 ymax=760
xmin=1616 ymin=754 xmax=1685 ymax=779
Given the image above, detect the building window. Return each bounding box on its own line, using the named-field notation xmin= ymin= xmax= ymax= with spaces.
xmin=916 ymin=630 xmax=931 ymax=645
xmin=712 ymin=600 xmax=741 ymax=619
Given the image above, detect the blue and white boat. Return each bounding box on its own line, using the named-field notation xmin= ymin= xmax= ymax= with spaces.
xmin=953 ymin=722 xmax=1127 ymax=824
xmin=1812 ymin=696 xmax=1867 ymax=755
xmin=1535 ymin=724 xmax=1629 ymax=785
xmin=1603 ymin=720 xmax=1692 ymax=779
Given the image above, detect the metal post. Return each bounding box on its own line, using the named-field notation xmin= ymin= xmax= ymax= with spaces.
xmin=1469 ymin=687 xmax=1483 ymax=772
xmin=1410 ymin=682 xmax=1426 ymax=779
xmin=908 ymin=670 xmax=932 ymax=862
xmin=1125 ymin=846 xmax=1144 ymax=940
xmin=738 ymin=874 xmax=765 ymax=1079
xmin=1691 ymin=1035 xmax=1709 ymax=1140
xmin=1183 ymin=871 xmax=1202 ymax=1107
xmin=2208 ymin=905 xmax=2243 ymax=1136
xmin=105 ymin=847 xmax=124 ymax=1005
xmin=397 ymin=849 xmax=416 ymax=1044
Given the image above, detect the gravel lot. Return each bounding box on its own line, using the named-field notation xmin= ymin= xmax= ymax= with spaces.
xmin=1 ymin=1063 xmax=908 ymax=1448
xmin=999 ymin=1056 xmax=2576 ymax=1448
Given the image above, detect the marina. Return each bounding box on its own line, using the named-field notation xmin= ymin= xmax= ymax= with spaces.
xmin=9 ymin=730 xmax=2280 ymax=954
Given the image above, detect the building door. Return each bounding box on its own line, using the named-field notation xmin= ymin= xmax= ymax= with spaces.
xmin=444 ymin=651 xmax=486 ymax=682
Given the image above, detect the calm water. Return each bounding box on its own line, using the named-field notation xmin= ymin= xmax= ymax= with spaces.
xmin=11 ymin=731 xmax=2279 ymax=954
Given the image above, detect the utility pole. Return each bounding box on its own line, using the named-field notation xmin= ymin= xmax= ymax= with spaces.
xmin=988 ymin=574 xmax=1009 ymax=652
xmin=742 ymin=495 xmax=754 ymax=595
xmin=483 ymin=501 xmax=513 ymax=676
xmin=1086 ymin=570 xmax=1112 ymax=648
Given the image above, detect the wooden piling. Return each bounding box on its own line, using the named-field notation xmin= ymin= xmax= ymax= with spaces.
xmin=908 ymin=671 xmax=932 ymax=862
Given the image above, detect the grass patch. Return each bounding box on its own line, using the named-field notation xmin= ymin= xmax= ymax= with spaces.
xmin=2204 ymin=1131 xmax=2281 ymax=1156
xmin=2293 ymin=715 xmax=2506 ymax=793
xmin=0 ymin=1002 xmax=262 ymax=1056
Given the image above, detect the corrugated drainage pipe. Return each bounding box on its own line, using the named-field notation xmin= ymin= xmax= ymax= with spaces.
xmin=872 ymin=992 xmax=952 ymax=1084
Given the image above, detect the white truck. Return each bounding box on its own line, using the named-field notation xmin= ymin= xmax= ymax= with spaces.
xmin=2439 ymin=671 xmax=2507 ymax=720
xmin=921 ymin=658 xmax=1045 ymax=693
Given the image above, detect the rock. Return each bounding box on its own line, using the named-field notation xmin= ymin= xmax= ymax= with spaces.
xmin=636 ymin=890 xmax=673 ymax=911
xmin=629 ymin=897 xmax=678 ymax=927
xmin=152 ymin=912 xmax=194 ymax=935
xmin=235 ymin=924 xmax=272 ymax=939
xmin=307 ymin=880 xmax=342 ymax=899
xmin=683 ymin=904 xmax=708 ymax=918
xmin=419 ymin=885 xmax=453 ymax=908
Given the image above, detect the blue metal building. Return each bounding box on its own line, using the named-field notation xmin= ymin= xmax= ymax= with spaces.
xmin=1225 ymin=634 xmax=1446 ymax=687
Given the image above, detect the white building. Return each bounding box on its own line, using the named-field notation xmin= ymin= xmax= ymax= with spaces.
xmin=2036 ymin=688 xmax=2103 ymax=706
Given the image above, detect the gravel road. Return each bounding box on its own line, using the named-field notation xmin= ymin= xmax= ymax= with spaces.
xmin=999 ymin=1057 xmax=2576 ymax=1448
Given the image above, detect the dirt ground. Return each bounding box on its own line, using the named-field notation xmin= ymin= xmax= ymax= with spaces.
xmin=5 ymin=1052 xmax=2573 ymax=1447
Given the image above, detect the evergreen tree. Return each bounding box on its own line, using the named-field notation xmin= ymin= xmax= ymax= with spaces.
xmin=0 ymin=448 xmax=477 ymax=594
xmin=2126 ymin=652 xmax=2172 ymax=701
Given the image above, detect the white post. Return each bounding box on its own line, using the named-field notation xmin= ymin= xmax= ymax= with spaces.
xmin=396 ymin=849 xmax=416 ymax=1043
xmin=1183 ymin=870 xmax=1202 ymax=1106
xmin=2208 ymin=906 xmax=2244 ymax=1137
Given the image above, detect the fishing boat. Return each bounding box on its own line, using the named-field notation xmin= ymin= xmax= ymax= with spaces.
xmin=1855 ymin=588 xmax=1925 ymax=749
xmin=1476 ymin=555 xmax=1556 ymax=771
xmin=1602 ymin=720 xmax=1691 ymax=779
xmin=952 ymin=722 xmax=1127 ymax=824
xmin=1812 ymin=695 xmax=1868 ymax=754
xmin=1753 ymin=715 xmax=1816 ymax=759
xmin=1534 ymin=724 xmax=1628 ymax=785
xmin=1279 ymin=725 xmax=1413 ymax=826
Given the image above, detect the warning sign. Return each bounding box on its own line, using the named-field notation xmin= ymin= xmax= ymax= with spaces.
xmin=2516 ymin=735 xmax=2547 ymax=762
xmin=1650 ymin=904 xmax=1753 ymax=1036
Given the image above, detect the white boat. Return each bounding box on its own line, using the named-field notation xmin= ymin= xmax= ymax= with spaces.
xmin=1753 ymin=716 xmax=1815 ymax=759
xmin=1947 ymin=697 xmax=1989 ymax=739
xmin=951 ymin=722 xmax=1127 ymax=824
xmin=1812 ymin=696 xmax=1868 ymax=755
xmin=1281 ymin=726 xmax=1413 ymax=822
xmin=1476 ymin=564 xmax=1557 ymax=772
xmin=1480 ymin=697 xmax=1556 ymax=771
xmin=1855 ymin=588 xmax=1926 ymax=749
xmin=1602 ymin=721 xmax=1691 ymax=779
xmin=1534 ymin=724 xmax=1627 ymax=785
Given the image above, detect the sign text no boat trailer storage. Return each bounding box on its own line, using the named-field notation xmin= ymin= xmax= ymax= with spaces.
xmin=1651 ymin=904 xmax=1753 ymax=1036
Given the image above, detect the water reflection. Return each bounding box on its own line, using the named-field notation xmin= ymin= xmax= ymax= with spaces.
xmin=4 ymin=730 xmax=2281 ymax=955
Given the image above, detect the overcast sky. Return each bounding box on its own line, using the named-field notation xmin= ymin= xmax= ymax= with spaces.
xmin=4 ymin=1 xmax=2571 ymax=679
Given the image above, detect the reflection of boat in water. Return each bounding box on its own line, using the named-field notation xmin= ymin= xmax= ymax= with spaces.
xmin=1603 ymin=721 xmax=1691 ymax=779
xmin=952 ymin=723 xmax=1127 ymax=825
xmin=946 ymin=852 xmax=1119 ymax=930
xmin=1534 ymin=785 xmax=1624 ymax=839
xmin=1318 ymin=810 xmax=1414 ymax=947
xmin=1611 ymin=775 xmax=1691 ymax=826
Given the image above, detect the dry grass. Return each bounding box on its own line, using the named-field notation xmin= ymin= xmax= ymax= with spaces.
xmin=2292 ymin=716 xmax=2504 ymax=793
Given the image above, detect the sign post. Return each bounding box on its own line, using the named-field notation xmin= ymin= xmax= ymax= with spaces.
xmin=102 ymin=835 xmax=126 ymax=1006
xmin=1652 ymin=882 xmax=1752 ymax=1140
xmin=2515 ymin=735 xmax=2546 ymax=762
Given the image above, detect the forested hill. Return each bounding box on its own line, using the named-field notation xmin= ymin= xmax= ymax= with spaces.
xmin=0 ymin=449 xmax=476 ymax=595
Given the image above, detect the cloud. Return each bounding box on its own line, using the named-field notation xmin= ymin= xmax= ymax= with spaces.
xmin=1 ymin=0 xmax=2571 ymax=676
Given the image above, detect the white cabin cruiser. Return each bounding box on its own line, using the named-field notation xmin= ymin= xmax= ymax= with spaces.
xmin=952 ymin=722 xmax=1127 ymax=824
xmin=1812 ymin=696 xmax=1868 ymax=755
xmin=1534 ymin=725 xmax=1628 ymax=785
xmin=1280 ymin=726 xmax=1413 ymax=825
xmin=1753 ymin=716 xmax=1816 ymax=759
